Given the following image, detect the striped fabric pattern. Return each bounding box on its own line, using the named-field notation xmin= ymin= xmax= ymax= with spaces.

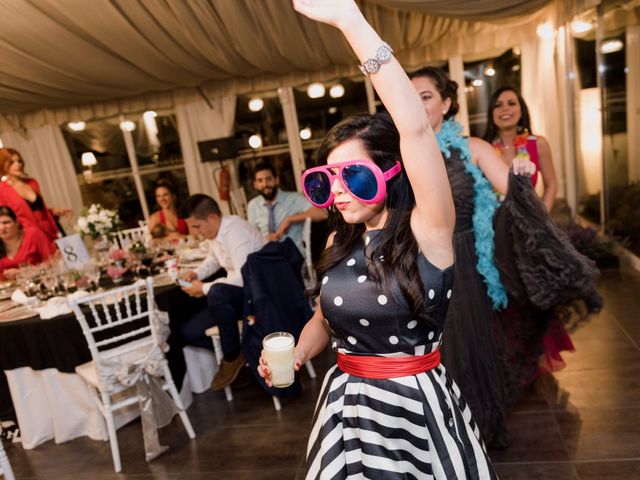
xmin=305 ymin=359 xmax=496 ymax=479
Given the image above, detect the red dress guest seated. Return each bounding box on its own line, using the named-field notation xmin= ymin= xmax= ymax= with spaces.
xmin=0 ymin=148 xmax=69 ymax=241
xmin=148 ymin=179 xmax=189 ymax=239
xmin=0 ymin=206 xmax=56 ymax=280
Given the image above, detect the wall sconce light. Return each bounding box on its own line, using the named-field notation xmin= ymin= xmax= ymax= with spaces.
xmin=329 ymin=84 xmax=345 ymax=98
xmin=248 ymin=97 xmax=264 ymax=112
xmin=81 ymin=152 xmax=97 ymax=168
xmin=307 ymin=83 xmax=325 ymax=99
xmin=67 ymin=121 xmax=86 ymax=131
xmin=248 ymin=134 xmax=263 ymax=149
xmin=536 ymin=22 xmax=555 ymax=39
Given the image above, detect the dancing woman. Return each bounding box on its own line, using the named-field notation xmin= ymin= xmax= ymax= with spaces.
xmin=259 ymin=1 xmax=496 ymax=478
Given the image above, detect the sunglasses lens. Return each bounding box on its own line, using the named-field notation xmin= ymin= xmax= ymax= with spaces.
xmin=342 ymin=164 xmax=378 ymax=201
xmin=304 ymin=171 xmax=332 ymax=206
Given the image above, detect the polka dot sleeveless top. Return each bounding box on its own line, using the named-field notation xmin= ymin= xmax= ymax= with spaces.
xmin=320 ymin=230 xmax=454 ymax=356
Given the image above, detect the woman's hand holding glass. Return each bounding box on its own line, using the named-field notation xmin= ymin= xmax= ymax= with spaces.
xmin=258 ymin=344 xmax=306 ymax=388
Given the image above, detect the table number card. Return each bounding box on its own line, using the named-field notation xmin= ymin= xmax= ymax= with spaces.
xmin=55 ymin=234 xmax=91 ymax=270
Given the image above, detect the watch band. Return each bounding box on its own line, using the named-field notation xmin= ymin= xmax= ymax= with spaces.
xmin=358 ymin=43 xmax=394 ymax=76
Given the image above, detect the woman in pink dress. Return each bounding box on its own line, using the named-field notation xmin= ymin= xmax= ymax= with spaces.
xmin=484 ymin=86 xmax=558 ymax=211
xmin=148 ymin=179 xmax=188 ymax=239
xmin=0 ymin=148 xmax=68 ymax=241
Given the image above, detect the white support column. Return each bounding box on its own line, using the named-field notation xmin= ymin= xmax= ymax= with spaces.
xmin=278 ymin=87 xmax=304 ymax=192
xmin=120 ymin=115 xmax=150 ymax=220
xmin=448 ymin=55 xmax=470 ymax=136
xmin=627 ymin=25 xmax=640 ymax=183
xmin=558 ymin=25 xmax=578 ymax=211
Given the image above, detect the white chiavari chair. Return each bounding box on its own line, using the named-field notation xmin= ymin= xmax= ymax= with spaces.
xmin=0 ymin=438 xmax=15 ymax=480
xmin=69 ymin=278 xmax=195 ymax=472
xmin=116 ymin=226 xmax=149 ymax=249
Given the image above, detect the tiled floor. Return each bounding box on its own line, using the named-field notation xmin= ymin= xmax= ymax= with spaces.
xmin=3 ymin=264 xmax=639 ymax=479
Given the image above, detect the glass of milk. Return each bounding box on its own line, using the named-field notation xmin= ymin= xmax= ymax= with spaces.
xmin=263 ymin=332 xmax=295 ymax=388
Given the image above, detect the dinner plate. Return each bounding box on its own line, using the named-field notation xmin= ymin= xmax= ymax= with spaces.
xmin=179 ymin=248 xmax=207 ymax=262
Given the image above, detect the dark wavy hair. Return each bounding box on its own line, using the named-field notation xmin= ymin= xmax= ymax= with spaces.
xmin=0 ymin=206 xmax=20 ymax=258
xmin=483 ymin=86 xmax=532 ymax=142
xmin=408 ymin=66 xmax=459 ymax=120
xmin=312 ymin=112 xmax=428 ymax=317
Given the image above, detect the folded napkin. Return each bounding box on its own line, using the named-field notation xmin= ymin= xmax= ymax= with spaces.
xmin=11 ymin=289 xmax=37 ymax=306
xmin=35 ymin=290 xmax=90 ymax=320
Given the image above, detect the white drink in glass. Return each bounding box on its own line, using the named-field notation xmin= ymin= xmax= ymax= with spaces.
xmin=263 ymin=332 xmax=295 ymax=388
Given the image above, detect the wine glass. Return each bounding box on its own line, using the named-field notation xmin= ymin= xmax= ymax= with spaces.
xmin=84 ymin=263 xmax=102 ymax=291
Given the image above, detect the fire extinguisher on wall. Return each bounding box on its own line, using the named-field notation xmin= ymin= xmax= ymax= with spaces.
xmin=218 ymin=165 xmax=230 ymax=201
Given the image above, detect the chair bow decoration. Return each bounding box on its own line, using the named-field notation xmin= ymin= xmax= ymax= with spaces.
xmin=105 ymin=346 xmax=180 ymax=462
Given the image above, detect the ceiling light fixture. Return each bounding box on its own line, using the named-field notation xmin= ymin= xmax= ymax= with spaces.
xmin=248 ymin=134 xmax=262 ymax=149
xmin=248 ymin=97 xmax=264 ymax=112
xmin=119 ymin=120 xmax=136 ymax=132
xmin=299 ymin=127 xmax=312 ymax=140
xmin=68 ymin=121 xmax=86 ymax=131
xmin=600 ymin=39 xmax=623 ymax=54
xmin=307 ymin=82 xmax=325 ymax=99
xmin=329 ymin=84 xmax=345 ymax=98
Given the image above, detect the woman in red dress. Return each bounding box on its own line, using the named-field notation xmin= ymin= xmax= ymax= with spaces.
xmin=0 ymin=148 xmax=68 ymax=241
xmin=148 ymin=179 xmax=188 ymax=239
xmin=0 ymin=206 xmax=56 ymax=280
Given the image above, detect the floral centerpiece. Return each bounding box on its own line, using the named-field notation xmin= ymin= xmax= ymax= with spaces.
xmin=75 ymin=204 xmax=120 ymax=240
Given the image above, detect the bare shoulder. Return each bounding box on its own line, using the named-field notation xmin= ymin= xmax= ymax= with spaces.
xmin=468 ymin=136 xmax=495 ymax=165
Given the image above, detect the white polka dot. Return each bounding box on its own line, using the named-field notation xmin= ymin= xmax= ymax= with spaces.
xmin=334 ymin=296 xmax=343 ymax=306
xmin=348 ymin=336 xmax=357 ymax=345
xmin=428 ymin=331 xmax=435 ymax=340
xmin=357 ymin=275 xmax=367 ymax=283
xmin=322 ymin=276 xmax=329 ymax=285
xmin=377 ymin=295 xmax=388 ymax=305
xmin=428 ymin=289 xmax=435 ymax=299
xmin=332 ymin=341 xmax=338 ymax=349
xmin=346 ymin=258 xmax=356 ymax=266
xmin=407 ymin=320 xmax=417 ymax=329
xmin=446 ymin=289 xmax=452 ymax=299
xmin=379 ymin=255 xmax=385 ymax=262
xmin=365 ymin=236 xmax=371 ymax=245
xmin=359 ymin=318 xmax=370 ymax=326
xmin=389 ymin=336 xmax=399 ymax=345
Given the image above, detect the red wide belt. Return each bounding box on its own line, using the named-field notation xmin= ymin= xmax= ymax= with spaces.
xmin=337 ymin=350 xmax=441 ymax=379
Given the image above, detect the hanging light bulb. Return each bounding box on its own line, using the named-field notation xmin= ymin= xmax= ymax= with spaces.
xmin=472 ymin=79 xmax=484 ymax=87
xmin=67 ymin=121 xmax=86 ymax=131
xmin=248 ymin=134 xmax=262 ymax=149
xmin=484 ymin=67 xmax=496 ymax=77
xmin=299 ymin=127 xmax=312 ymax=140
xmin=571 ymin=20 xmax=592 ymax=34
xmin=307 ymin=82 xmax=326 ymax=99
xmin=329 ymin=84 xmax=345 ymax=98
xmin=328 ymin=106 xmax=338 ymax=114
xmin=248 ymin=97 xmax=264 ymax=112
xmin=600 ymin=39 xmax=623 ymax=54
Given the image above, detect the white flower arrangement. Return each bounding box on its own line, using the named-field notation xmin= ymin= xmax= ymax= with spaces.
xmin=75 ymin=203 xmax=120 ymax=239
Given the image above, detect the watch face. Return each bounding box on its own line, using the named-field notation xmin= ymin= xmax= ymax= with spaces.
xmin=377 ymin=45 xmax=392 ymax=63
xmin=363 ymin=58 xmax=380 ymax=75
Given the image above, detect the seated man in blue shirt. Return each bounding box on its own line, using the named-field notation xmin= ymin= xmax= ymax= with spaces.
xmin=247 ymin=162 xmax=327 ymax=255
xmin=179 ymin=194 xmax=266 ymax=391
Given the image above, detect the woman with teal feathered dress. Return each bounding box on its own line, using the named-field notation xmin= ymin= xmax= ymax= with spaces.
xmin=408 ymin=67 xmax=601 ymax=449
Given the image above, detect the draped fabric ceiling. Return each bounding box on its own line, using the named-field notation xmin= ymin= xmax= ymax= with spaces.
xmin=0 ymin=0 xmax=560 ymax=131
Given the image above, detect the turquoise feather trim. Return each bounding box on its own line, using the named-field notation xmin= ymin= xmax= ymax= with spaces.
xmin=436 ymin=120 xmax=508 ymax=310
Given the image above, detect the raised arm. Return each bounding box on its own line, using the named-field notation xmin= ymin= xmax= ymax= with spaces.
xmin=293 ymin=0 xmax=454 ymax=262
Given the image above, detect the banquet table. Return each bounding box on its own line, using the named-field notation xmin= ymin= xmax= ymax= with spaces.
xmin=0 ymin=280 xmax=215 ymax=449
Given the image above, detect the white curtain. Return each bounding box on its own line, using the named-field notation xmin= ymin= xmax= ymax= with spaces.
xmin=0 ymin=126 xmax=83 ymax=220
xmin=521 ymin=22 xmax=566 ymax=198
xmin=174 ymin=95 xmax=237 ymax=214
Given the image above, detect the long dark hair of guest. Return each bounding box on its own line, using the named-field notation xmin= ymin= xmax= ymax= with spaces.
xmin=483 ymin=85 xmax=532 ymax=142
xmin=0 ymin=206 xmax=19 ymax=258
xmin=312 ymin=112 xmax=428 ymax=317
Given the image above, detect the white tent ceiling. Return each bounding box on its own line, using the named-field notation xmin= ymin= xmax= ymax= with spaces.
xmin=0 ymin=0 xmax=552 ymax=116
